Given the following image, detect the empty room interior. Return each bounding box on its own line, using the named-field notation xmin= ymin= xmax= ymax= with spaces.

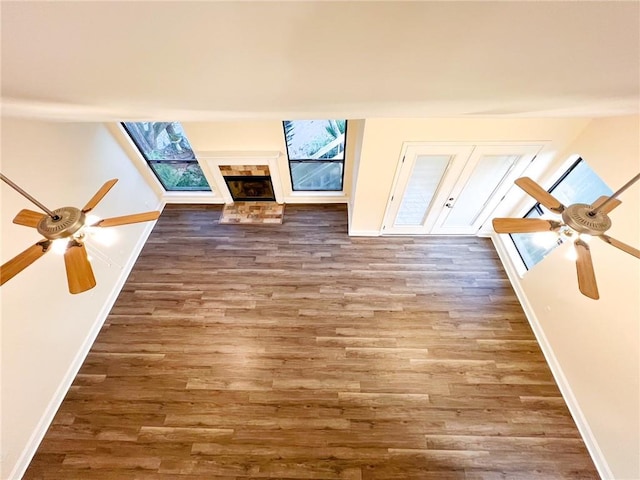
xmin=1 ymin=2 xmax=639 ymax=479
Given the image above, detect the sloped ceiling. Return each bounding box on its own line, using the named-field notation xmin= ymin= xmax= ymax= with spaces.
xmin=1 ymin=1 xmax=638 ymax=121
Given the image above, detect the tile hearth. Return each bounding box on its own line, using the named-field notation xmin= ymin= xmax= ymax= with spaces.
xmin=218 ymin=201 xmax=284 ymax=224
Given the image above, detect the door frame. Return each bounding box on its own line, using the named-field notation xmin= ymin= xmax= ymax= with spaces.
xmin=430 ymin=144 xmax=543 ymax=235
xmin=381 ymin=144 xmax=474 ymax=235
xmin=381 ymin=141 xmax=546 ymax=235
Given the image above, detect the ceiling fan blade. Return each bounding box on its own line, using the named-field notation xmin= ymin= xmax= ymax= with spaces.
xmin=492 ymin=218 xmax=560 ymax=234
xmin=96 ymin=211 xmax=161 ymax=228
xmin=82 ymin=179 xmax=118 ymax=213
xmin=575 ymin=239 xmax=599 ymax=300
xmin=590 ymin=195 xmax=622 ymax=214
xmin=600 ymin=234 xmax=640 ymax=259
xmin=13 ymin=209 xmax=46 ymax=228
xmin=64 ymin=241 xmax=96 ymax=294
xmin=1 ymin=241 xmax=50 ymax=285
xmin=514 ymin=177 xmax=565 ymax=214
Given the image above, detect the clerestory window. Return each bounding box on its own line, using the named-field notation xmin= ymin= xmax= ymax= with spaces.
xmin=511 ymin=158 xmax=612 ymax=269
xmin=283 ymin=120 xmax=347 ymax=191
xmin=122 ymin=122 xmax=211 ymax=191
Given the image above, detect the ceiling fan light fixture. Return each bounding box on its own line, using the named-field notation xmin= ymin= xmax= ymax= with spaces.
xmin=1 ymin=175 xmax=161 ymax=294
xmin=532 ymin=230 xmax=559 ymax=248
xmin=578 ymin=233 xmax=593 ymax=243
xmin=561 ymin=203 xmax=612 ymax=236
xmin=36 ymin=206 xmax=87 ymax=240
xmin=51 ymin=238 xmax=70 ymax=255
xmin=565 ymin=243 xmax=579 ymax=262
xmin=491 ymin=172 xmax=640 ymax=299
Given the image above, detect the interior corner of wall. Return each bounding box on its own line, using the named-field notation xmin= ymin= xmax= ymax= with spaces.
xmin=489 ymin=232 xmax=614 ymax=479
xmin=6 ymin=217 xmax=159 ymax=480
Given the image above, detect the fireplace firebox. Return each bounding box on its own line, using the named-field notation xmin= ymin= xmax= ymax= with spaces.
xmin=223 ymin=175 xmax=276 ymax=202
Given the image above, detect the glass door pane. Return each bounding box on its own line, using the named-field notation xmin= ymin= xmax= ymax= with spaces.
xmin=395 ymin=155 xmax=451 ymax=226
xmin=431 ymin=144 xmax=542 ymax=235
xmin=442 ymin=154 xmax=518 ymax=227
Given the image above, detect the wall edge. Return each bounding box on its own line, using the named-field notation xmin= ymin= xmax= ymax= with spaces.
xmin=489 ymin=232 xmax=614 ymax=480
xmin=8 ymin=200 xmax=165 ymax=480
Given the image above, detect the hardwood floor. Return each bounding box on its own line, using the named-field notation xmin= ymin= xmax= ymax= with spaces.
xmin=24 ymin=204 xmax=598 ymax=479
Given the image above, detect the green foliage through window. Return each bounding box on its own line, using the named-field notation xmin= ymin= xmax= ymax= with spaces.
xmin=122 ymin=122 xmax=211 ymax=192
xmin=283 ymin=120 xmax=347 ymax=191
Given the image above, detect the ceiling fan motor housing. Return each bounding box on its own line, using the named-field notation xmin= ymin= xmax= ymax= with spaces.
xmin=37 ymin=206 xmax=87 ymax=240
xmin=562 ymin=203 xmax=611 ymax=236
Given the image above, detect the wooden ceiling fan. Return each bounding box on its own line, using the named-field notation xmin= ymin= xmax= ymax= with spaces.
xmin=492 ymin=173 xmax=640 ymax=300
xmin=0 ymin=174 xmax=161 ymax=294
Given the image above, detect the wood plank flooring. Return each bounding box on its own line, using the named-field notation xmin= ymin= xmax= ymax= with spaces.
xmin=24 ymin=204 xmax=598 ymax=479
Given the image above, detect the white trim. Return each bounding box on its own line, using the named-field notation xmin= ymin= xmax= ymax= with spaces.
xmin=107 ymin=123 xmax=165 ymax=198
xmin=381 ymin=144 xmax=473 ymax=235
xmin=8 ymin=201 xmax=165 ymax=480
xmin=347 ymin=200 xmax=353 ymax=231
xmin=162 ymin=191 xmax=223 ymax=204
xmin=348 ymin=229 xmax=381 ymax=237
xmin=398 ymin=140 xmax=551 ymax=148
xmin=285 ymin=193 xmax=347 ymax=204
xmin=490 ymin=231 xmax=528 ymax=277
xmin=197 ymin=151 xmax=285 ymax=205
xmin=489 ymin=232 xmax=614 ymax=480
xmin=431 ymin=144 xmax=543 ymax=235
xmin=288 ymin=190 xmax=346 ymax=198
xmin=196 ymin=150 xmax=281 ymax=161
xmin=110 ymin=124 xmax=222 ymax=201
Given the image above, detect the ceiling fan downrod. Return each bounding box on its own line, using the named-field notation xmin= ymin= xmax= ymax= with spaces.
xmin=589 ymin=172 xmax=640 ymax=217
xmin=0 ymin=173 xmax=60 ymax=220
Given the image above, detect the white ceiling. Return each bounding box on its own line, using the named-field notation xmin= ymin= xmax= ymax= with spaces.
xmin=2 ymin=1 xmax=638 ymax=121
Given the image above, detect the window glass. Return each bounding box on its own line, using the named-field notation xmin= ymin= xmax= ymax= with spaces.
xmin=545 ymin=160 xmax=612 ymax=206
xmin=289 ymin=161 xmax=344 ymax=191
xmin=510 ymin=159 xmax=612 ymax=270
xmin=444 ymin=154 xmax=518 ymax=227
xmin=122 ymin=122 xmax=211 ymax=192
xmin=283 ymin=120 xmax=346 ymax=191
xmin=395 ymin=155 xmax=450 ymax=226
xmin=511 ymin=209 xmax=560 ymax=269
xmin=148 ymin=162 xmax=211 ymax=191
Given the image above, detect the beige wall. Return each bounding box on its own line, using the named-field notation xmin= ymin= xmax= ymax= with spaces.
xmin=349 ymin=117 xmax=592 ymax=234
xmin=349 ymin=116 xmax=639 ymax=475
xmin=2 ymin=116 xmax=637 ymax=478
xmin=500 ymin=116 xmax=639 ymax=479
xmin=0 ymin=119 xmax=160 ymax=479
xmin=182 ymin=120 xmax=354 ymax=203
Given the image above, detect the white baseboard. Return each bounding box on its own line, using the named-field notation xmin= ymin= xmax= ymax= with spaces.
xmin=8 ymin=202 xmax=164 ymax=480
xmin=489 ymin=233 xmax=613 ymax=480
xmin=162 ymin=194 xmax=224 ymax=204
xmin=348 ymin=229 xmax=381 ymax=237
xmin=11 ymin=220 xmax=608 ymax=478
xmin=284 ymin=195 xmax=348 ymax=204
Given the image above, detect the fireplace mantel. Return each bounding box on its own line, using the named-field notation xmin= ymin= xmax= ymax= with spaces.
xmin=196 ymin=151 xmax=284 ymax=204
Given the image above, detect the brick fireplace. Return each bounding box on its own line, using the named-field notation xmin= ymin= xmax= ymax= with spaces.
xmin=220 ymin=165 xmax=275 ymax=202
xmin=200 ymin=151 xmax=285 ymax=205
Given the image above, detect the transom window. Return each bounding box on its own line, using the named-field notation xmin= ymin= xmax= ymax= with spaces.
xmin=122 ymin=122 xmax=211 ymax=191
xmin=511 ymin=158 xmax=612 ymax=269
xmin=283 ymin=120 xmax=347 ymax=191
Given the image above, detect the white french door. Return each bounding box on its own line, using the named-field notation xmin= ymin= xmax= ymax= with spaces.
xmin=382 ymin=143 xmax=542 ymax=235
xmin=382 ymin=145 xmax=474 ymax=235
